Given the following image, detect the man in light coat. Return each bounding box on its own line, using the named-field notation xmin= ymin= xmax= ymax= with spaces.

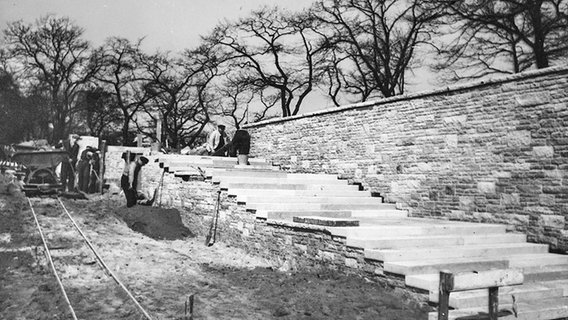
xmin=206 ymin=125 xmax=227 ymax=156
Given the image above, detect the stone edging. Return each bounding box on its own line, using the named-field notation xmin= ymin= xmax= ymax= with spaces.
xmin=243 ymin=65 xmax=568 ymax=129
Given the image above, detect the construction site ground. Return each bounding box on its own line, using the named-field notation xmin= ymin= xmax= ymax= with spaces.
xmin=0 ymin=192 xmax=432 ymax=320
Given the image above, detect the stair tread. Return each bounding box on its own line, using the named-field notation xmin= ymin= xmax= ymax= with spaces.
xmin=428 ymin=296 xmax=568 ymax=320
xmin=348 ymin=233 xmax=525 ymax=241
xmin=371 ymin=242 xmax=546 ymax=253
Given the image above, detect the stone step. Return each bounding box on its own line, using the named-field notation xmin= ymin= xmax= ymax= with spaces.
xmin=328 ymin=223 xmax=507 ymax=238
xmin=292 ymin=216 xmax=360 ymax=227
xmin=346 ymin=233 xmax=527 ymax=249
xmin=259 ymin=210 xmax=352 ymax=220
xmin=240 ymin=196 xmax=384 ymax=205
xmin=158 ymin=155 xmax=268 ymax=164
xmin=246 ymin=202 xmax=396 ymax=212
xmin=210 ymin=168 xmax=284 ymax=177
xmin=392 ymin=257 xmax=510 ymax=277
xmin=228 ymin=188 xmax=372 ymax=198
xmin=542 ymin=279 xmax=568 ymax=296
xmin=405 ymin=255 xmax=568 ymax=290
xmin=214 ymin=176 xmax=349 ymax=185
xmin=413 ymin=272 xmax=565 ymax=305
xmin=508 ymin=253 xmax=568 ymax=269
xmin=167 ymin=163 xmax=274 ymax=172
xmin=427 ymin=296 xmax=568 ymax=320
xmin=430 ymin=283 xmax=564 ymax=308
xmin=523 ymin=264 xmax=568 ymax=282
xmin=287 ymin=173 xmax=341 ymax=181
xmin=350 ymin=210 xmax=409 ymax=219
xmin=366 ymin=243 xmax=549 ymax=262
xmin=223 ymin=182 xmax=360 ymax=191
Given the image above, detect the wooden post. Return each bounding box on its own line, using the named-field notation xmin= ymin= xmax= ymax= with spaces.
xmin=156 ymin=115 xmax=162 ymax=144
xmin=136 ymin=134 xmax=143 ymax=147
xmin=99 ymin=140 xmax=107 ymax=195
xmin=438 ymin=271 xmax=453 ymax=320
xmin=488 ymin=286 xmax=499 ymax=320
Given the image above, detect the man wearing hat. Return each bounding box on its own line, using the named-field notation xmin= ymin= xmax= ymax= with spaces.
xmin=59 ymin=134 xmax=80 ymax=191
xmin=207 ymin=125 xmax=228 ymax=156
xmin=121 ymin=155 xmax=149 ymax=207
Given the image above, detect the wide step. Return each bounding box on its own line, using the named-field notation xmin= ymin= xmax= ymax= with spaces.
xmin=427 ymin=296 xmax=568 ymax=320
xmin=398 ymin=258 xmax=510 ymax=278
xmin=347 ymin=233 xmax=526 ymax=249
xmin=366 ymin=243 xmax=549 ymax=262
xmin=429 ymin=282 xmax=564 ymax=308
xmin=329 ymin=223 xmax=506 ymax=238
xmin=260 ymin=210 xmax=352 ymax=220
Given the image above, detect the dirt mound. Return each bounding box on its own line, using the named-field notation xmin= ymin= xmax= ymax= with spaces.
xmin=116 ymin=206 xmax=194 ymax=240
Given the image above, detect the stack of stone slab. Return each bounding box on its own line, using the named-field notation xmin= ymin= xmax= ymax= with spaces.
xmin=158 ymin=154 xmax=568 ymax=320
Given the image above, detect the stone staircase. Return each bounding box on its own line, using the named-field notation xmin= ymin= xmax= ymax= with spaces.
xmin=158 ymin=154 xmax=568 ymax=320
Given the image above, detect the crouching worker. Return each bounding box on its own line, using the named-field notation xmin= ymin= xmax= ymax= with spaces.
xmin=121 ymin=155 xmax=149 ymax=208
xmin=230 ymin=129 xmax=251 ymax=165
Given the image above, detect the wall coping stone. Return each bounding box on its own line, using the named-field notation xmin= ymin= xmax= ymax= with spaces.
xmin=266 ymin=219 xmax=334 ymax=235
xmin=243 ymin=65 xmax=568 ymax=129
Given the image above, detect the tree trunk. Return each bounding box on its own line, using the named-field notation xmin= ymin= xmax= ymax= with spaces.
xmin=529 ymin=0 xmax=549 ymax=68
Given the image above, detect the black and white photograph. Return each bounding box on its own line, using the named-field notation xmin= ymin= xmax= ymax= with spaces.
xmin=1 ymin=0 xmax=567 ymax=319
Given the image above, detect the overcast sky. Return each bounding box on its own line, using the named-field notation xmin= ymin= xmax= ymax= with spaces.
xmin=0 ymin=0 xmax=436 ymax=112
xmin=0 ymin=0 xmax=311 ymax=52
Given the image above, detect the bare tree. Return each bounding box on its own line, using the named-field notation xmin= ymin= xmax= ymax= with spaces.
xmin=3 ymin=15 xmax=96 ymax=141
xmin=204 ymin=7 xmax=330 ymax=117
xmin=140 ymin=45 xmax=219 ymax=149
xmin=91 ymin=37 xmax=152 ymax=145
xmin=75 ymin=87 xmax=122 ymax=138
xmin=432 ymin=0 xmax=568 ymax=80
xmin=313 ymin=0 xmax=440 ymax=103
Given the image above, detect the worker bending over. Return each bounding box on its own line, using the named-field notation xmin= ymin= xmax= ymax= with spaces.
xmin=121 ymin=155 xmax=149 ymax=207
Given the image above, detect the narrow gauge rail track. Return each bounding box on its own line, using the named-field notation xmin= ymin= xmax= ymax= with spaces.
xmin=26 ymin=196 xmax=153 ymax=320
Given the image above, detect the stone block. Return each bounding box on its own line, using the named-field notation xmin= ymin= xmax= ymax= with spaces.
xmin=501 ymin=193 xmax=520 ymax=206
xmin=532 ymin=146 xmax=554 ymax=158
xmin=510 ymin=214 xmax=530 ymax=225
xmin=504 ymin=131 xmax=531 ymax=147
xmin=539 ymin=194 xmax=556 ymax=206
xmin=445 ymin=135 xmax=458 ymax=148
xmin=472 ymin=212 xmax=494 ymax=222
xmin=345 ymin=257 xmax=358 ymax=268
xmin=443 ymin=115 xmax=467 ymax=125
xmin=478 ymin=182 xmax=496 ymax=193
xmin=446 ymin=210 xmax=467 ymax=220
xmin=525 ymin=206 xmax=554 ymax=215
xmin=459 ymin=196 xmax=475 ymax=210
xmin=318 ymin=250 xmax=336 ymax=262
xmin=515 ymin=92 xmax=551 ymax=107
xmin=538 ymin=215 xmax=565 ymax=228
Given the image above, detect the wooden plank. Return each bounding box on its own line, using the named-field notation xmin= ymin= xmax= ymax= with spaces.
xmin=449 ymin=269 xmax=523 ymax=292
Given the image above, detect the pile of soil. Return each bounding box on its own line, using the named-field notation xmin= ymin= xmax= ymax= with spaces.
xmin=115 ymin=206 xmax=195 ymax=240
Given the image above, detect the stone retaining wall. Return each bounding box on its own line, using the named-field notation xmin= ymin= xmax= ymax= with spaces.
xmin=244 ymin=66 xmax=568 ymax=251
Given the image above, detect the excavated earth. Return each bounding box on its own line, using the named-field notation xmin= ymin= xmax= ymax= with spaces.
xmin=0 ymin=192 xmax=432 ymax=319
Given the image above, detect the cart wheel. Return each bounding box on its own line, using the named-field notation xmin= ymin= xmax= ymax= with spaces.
xmin=28 ymin=168 xmax=58 ymax=185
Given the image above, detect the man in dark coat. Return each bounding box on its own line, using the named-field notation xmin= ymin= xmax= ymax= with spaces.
xmin=60 ymin=135 xmax=80 ymax=191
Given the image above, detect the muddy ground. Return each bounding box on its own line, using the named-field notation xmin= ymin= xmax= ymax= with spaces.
xmin=0 ymin=192 xmax=432 ymax=319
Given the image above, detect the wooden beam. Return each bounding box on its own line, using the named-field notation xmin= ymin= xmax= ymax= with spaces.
xmin=447 ymin=269 xmax=523 ymax=292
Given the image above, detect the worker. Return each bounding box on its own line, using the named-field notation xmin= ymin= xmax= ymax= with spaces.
xmin=76 ymin=146 xmax=97 ymax=193
xmin=206 ymin=125 xmax=228 ymax=156
xmin=121 ymin=155 xmax=149 ymax=208
xmin=59 ymin=134 xmax=80 ymax=192
xmin=230 ymin=129 xmax=251 ymax=165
